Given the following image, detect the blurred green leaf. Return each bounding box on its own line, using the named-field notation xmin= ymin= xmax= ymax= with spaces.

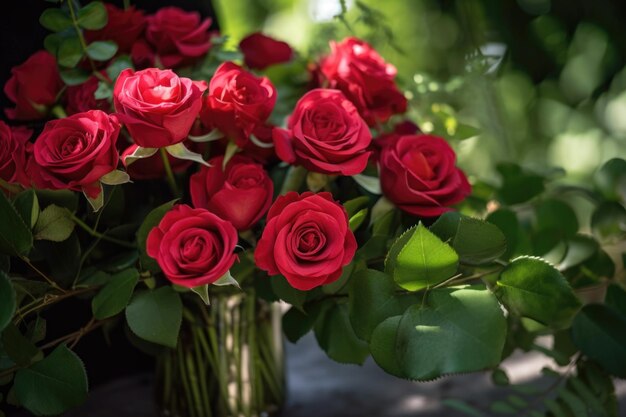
xmin=136 ymin=200 xmax=177 ymax=272
xmin=1 ymin=324 xmax=41 ymax=367
xmin=594 ymin=158 xmax=626 ymax=201
xmin=0 ymin=190 xmax=33 ymax=256
xmin=13 ymin=190 xmax=39 ymax=229
xmin=314 ymin=302 xmax=369 ymax=365
xmin=535 ymin=199 xmax=579 ymax=239
xmin=77 ymin=1 xmax=107 ymax=30
xmin=572 ymin=304 xmax=626 ymax=378
xmin=39 ymin=8 xmax=72 ymax=32
xmin=0 ymin=271 xmax=15 ymax=332
xmin=57 ymin=36 xmax=83 ymax=68
xmin=282 ymin=306 xmax=315 ymax=343
xmin=591 ymin=202 xmax=626 ymax=241
xmin=86 ymin=40 xmax=118 ymax=61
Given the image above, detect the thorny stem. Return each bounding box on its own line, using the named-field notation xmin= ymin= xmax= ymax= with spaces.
xmin=20 ymin=257 xmax=67 ymax=293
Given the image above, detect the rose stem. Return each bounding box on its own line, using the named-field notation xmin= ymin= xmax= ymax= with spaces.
xmin=65 ymin=209 xmax=136 ymax=249
xmin=159 ymin=148 xmax=180 ymax=197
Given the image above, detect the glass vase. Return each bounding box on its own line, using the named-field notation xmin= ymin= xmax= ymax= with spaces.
xmin=156 ymin=288 xmax=285 ymax=417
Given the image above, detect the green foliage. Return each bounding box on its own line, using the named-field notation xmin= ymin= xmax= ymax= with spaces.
xmin=0 ymin=190 xmax=33 ymax=256
xmin=370 ymin=286 xmax=507 ymax=381
xmin=86 ymin=41 xmax=118 ymax=61
xmin=13 ymin=345 xmax=88 ymax=416
xmin=136 ymin=200 xmax=177 ymax=272
xmin=57 ymin=37 xmax=83 ymax=68
xmin=2 ymin=323 xmax=42 ymax=367
xmin=92 ymin=268 xmax=139 ymax=319
xmin=430 ymin=212 xmax=507 ymax=264
xmin=270 ymin=276 xmax=307 ymax=310
xmin=594 ymin=158 xmax=626 ymax=201
xmin=39 ymin=8 xmax=73 ymax=32
xmin=496 ymin=163 xmax=546 ymax=205
xmin=495 ymin=257 xmax=581 ymax=329
xmin=314 ymin=302 xmax=369 ymax=365
xmin=13 ymin=190 xmax=40 ymax=229
xmin=33 ymin=205 xmax=75 ymax=242
xmin=0 ymin=271 xmax=15 ymax=332
xmin=76 ymin=1 xmax=108 ymax=30
xmin=282 ymin=307 xmax=315 ymax=343
xmin=591 ymin=202 xmax=626 ymax=241
xmin=125 ymin=287 xmax=182 ymax=348
xmin=348 ymin=268 xmax=416 ymax=342
xmin=571 ymin=304 xmax=626 ymax=378
xmin=386 ymin=223 xmax=459 ymax=291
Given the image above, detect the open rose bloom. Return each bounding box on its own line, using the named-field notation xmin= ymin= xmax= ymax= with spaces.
xmin=5 ymin=4 xmax=599 ymax=417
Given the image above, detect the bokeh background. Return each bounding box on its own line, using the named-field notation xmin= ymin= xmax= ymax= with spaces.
xmin=212 ymin=0 xmax=626 ymax=183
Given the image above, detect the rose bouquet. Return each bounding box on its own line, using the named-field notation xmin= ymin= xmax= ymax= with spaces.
xmin=1 ymin=2 xmax=625 ymax=417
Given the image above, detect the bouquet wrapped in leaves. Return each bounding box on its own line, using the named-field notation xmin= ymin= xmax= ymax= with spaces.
xmin=0 ymin=1 xmax=624 ymax=417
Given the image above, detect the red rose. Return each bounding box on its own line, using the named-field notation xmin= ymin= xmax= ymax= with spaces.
xmin=320 ymin=37 xmax=407 ymax=126
xmin=201 ymin=62 xmax=276 ymax=148
xmin=66 ymin=76 xmax=110 ymax=115
xmin=379 ymin=134 xmax=471 ymax=217
xmin=273 ymin=89 xmax=371 ymax=175
xmin=121 ymin=144 xmax=192 ymax=180
xmin=113 ymin=68 xmax=207 ymax=148
xmin=32 ymin=110 xmax=120 ymax=198
xmin=239 ymin=32 xmax=293 ymax=70
xmin=371 ymin=120 xmax=419 ymax=161
xmin=0 ymin=121 xmax=32 ymax=187
xmin=190 ymin=155 xmax=273 ymax=231
xmin=145 ymin=7 xmax=212 ymax=68
xmin=146 ymin=204 xmax=238 ymax=288
xmin=4 ymin=51 xmax=63 ymax=120
xmin=255 ymin=192 xmax=357 ymax=291
xmin=84 ymin=4 xmax=146 ymax=54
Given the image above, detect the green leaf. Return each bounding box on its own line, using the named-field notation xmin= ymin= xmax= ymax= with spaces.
xmin=57 ymin=36 xmax=84 ymax=68
xmin=594 ymin=158 xmax=626 ymax=201
xmin=136 ymin=200 xmax=177 ymax=272
xmin=91 ymin=268 xmax=139 ymax=319
xmin=0 ymin=190 xmax=33 ymax=256
xmin=1 ymin=323 xmax=42 ymax=367
xmin=13 ymin=190 xmax=40 ymax=229
xmin=387 ymin=223 xmax=459 ymax=291
xmin=39 ymin=8 xmax=72 ymax=32
xmin=344 ymin=196 xmax=369 ymax=218
xmin=77 ymin=1 xmax=108 ymax=30
xmin=314 ymin=303 xmax=369 ymax=365
xmin=349 ymin=208 xmax=368 ymax=231
xmin=190 ymin=284 xmax=210 ymax=305
xmin=33 ymin=205 xmax=75 ymax=242
xmin=166 ymin=142 xmax=210 ymax=166
xmin=86 ymin=41 xmax=118 ymax=61
xmin=270 ymin=275 xmax=307 ymax=310
xmin=571 ymin=304 xmax=626 ymax=378
xmin=558 ymin=235 xmax=598 ymax=270
xmin=0 ymin=271 xmax=16 ymax=332
xmin=496 ymin=163 xmax=545 ymax=205
xmin=282 ymin=307 xmax=315 ymax=343
xmin=106 ymin=55 xmax=133 ymax=81
xmin=369 ymin=315 xmax=405 ymax=378
xmin=99 ymin=170 xmax=130 ymax=186
xmin=125 ymin=287 xmax=182 ymax=348
xmin=591 ymin=202 xmax=626 ymax=241
xmin=495 ymin=257 xmax=582 ymax=329
xmin=452 ymin=217 xmax=507 ymax=265
xmin=605 ymin=284 xmax=626 ymax=317
xmin=398 ymin=286 xmax=506 ymax=380
xmin=535 ymin=199 xmax=579 ymax=239
xmin=59 ymin=68 xmax=90 ymax=86
xmin=429 ymin=211 xmax=461 ymax=242
xmin=348 ymin=269 xmax=416 ymax=342
xmin=14 ymin=345 xmax=88 ymax=416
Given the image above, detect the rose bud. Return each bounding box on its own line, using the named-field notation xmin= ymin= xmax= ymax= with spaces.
xmin=0 ymin=121 xmax=32 ymax=187
xmin=273 ymin=89 xmax=372 ymax=176
xmin=146 ymin=204 xmax=238 ymax=288
xmin=31 ymin=110 xmax=121 ymax=199
xmin=255 ymin=192 xmax=357 ymax=291
xmin=66 ymin=76 xmax=110 ymax=115
xmin=113 ymin=68 xmax=207 ymax=148
xmin=201 ymin=62 xmax=276 ymax=148
xmin=4 ymin=51 xmax=63 ymax=120
xmin=239 ymin=32 xmax=293 ymax=70
xmin=379 ymin=134 xmax=471 ymax=217
xmin=190 ymin=155 xmax=273 ymax=231
xmin=145 ymin=7 xmax=212 ymax=68
xmin=320 ymin=37 xmax=407 ymax=126
xmin=121 ymin=144 xmax=193 ymax=180
xmin=84 ymin=4 xmax=146 ymax=54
